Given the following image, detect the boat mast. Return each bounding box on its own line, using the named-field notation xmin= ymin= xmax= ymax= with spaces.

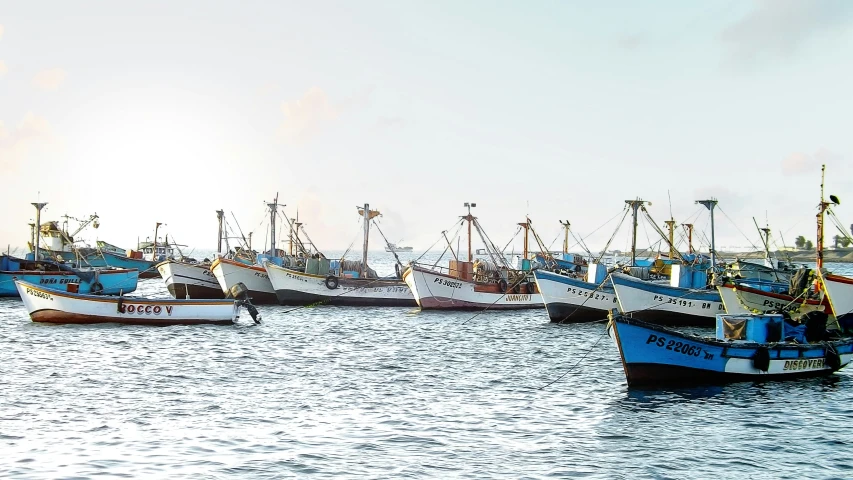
xmin=267 ymin=193 xmax=279 ymax=257
xmin=625 ymin=199 xmax=649 ymax=267
xmin=518 ymin=218 xmax=530 ymax=259
xmin=463 ymin=202 xmax=476 ymax=262
xmin=362 ymin=203 xmax=370 ymax=278
xmin=683 ymin=224 xmax=694 ymax=254
xmin=665 ymin=218 xmax=677 ymax=259
xmin=216 ymin=210 xmax=224 ymax=254
xmin=818 ymin=165 xmax=827 ymax=270
xmin=696 ymin=199 xmax=718 ymax=272
xmin=153 ymin=222 xmax=162 ymax=258
xmin=32 ymin=202 xmax=47 ymax=260
xmin=560 ymin=220 xmax=570 ymax=254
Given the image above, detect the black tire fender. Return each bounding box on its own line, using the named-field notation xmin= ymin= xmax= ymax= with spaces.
xmin=91 ymin=282 xmax=104 ymax=294
xmin=325 ymin=275 xmax=339 ymax=290
xmin=498 ymin=279 xmax=508 ymax=292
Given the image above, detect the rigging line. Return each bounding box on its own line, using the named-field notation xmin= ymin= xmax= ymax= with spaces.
xmin=641 ymin=207 xmax=686 ymax=263
xmin=459 ymin=274 xmax=532 ymax=325
xmin=371 ymin=219 xmax=403 ymax=268
xmin=717 ymin=206 xmax=760 ymax=252
xmin=537 ymin=329 xmax=608 ymax=391
xmin=500 ymin=226 xmax=523 ymax=254
xmin=415 ymin=219 xmax=467 ymax=263
xmin=230 ymin=212 xmax=251 ymax=255
xmin=595 ymin=208 xmax=631 ymax=264
xmin=476 ymin=218 xmax=512 ymax=269
xmin=571 ymin=227 xmax=593 ymax=258
xmin=545 ymin=230 xmax=562 ymax=252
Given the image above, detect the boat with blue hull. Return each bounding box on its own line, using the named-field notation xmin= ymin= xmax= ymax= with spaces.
xmin=93 ymin=251 xmax=160 ymax=278
xmin=607 ymin=311 xmax=853 ymax=387
xmin=0 ymin=255 xmax=139 ymax=296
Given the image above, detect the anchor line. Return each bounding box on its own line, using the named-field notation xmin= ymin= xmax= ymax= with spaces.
xmin=556 ymin=275 xmax=612 ymax=324
xmin=537 ymin=329 xmax=608 ymax=390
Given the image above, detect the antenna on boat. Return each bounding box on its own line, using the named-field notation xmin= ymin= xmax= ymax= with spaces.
xmin=817 ymin=164 xmax=840 ymax=270
xmin=463 ymin=202 xmax=477 ymax=262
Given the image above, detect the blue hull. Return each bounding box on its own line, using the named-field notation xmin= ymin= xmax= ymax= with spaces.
xmin=94 ymin=252 xmax=159 ymax=278
xmin=609 ymin=315 xmax=853 ymax=387
xmin=0 ymin=269 xmax=139 ymax=296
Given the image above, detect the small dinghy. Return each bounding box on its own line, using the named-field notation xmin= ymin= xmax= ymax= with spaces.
xmin=607 ymin=310 xmax=853 ymax=387
xmin=15 ymin=280 xmax=260 ymax=326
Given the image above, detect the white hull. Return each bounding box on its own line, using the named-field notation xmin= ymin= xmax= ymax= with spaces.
xmin=823 ymin=274 xmax=853 ymax=322
xmin=16 ymin=280 xmax=238 ymax=325
xmin=533 ymin=270 xmax=618 ymax=322
xmin=610 ymin=273 xmax=724 ymax=326
xmin=717 ymin=284 xmax=827 ymax=316
xmin=264 ymin=261 xmax=416 ymax=306
xmin=210 ymin=258 xmax=278 ymax=304
xmin=157 ymin=260 xmax=223 ymax=299
xmin=403 ymin=265 xmax=542 ymax=310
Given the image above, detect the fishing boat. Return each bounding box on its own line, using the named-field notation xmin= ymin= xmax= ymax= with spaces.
xmin=385 ymin=242 xmax=413 ymax=253
xmin=609 ymin=199 xmax=726 ymax=327
xmin=158 ymin=211 xmax=229 ymax=299
xmin=210 ymin=195 xmax=298 ymax=304
xmin=822 ymin=273 xmax=853 ymax=331
xmin=15 ymin=279 xmax=257 ymax=326
xmin=27 ymin=210 xmax=102 ymax=264
xmin=264 ymin=203 xmax=415 ymax=306
xmin=403 ymin=205 xmax=542 ymax=310
xmin=0 ymin=254 xmax=139 ymax=296
xmin=607 ymin=310 xmax=853 ymax=387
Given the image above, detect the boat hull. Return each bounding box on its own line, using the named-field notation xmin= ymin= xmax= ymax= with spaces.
xmin=823 ymin=274 xmax=853 ymax=330
xmin=533 ymin=270 xmax=616 ymax=322
xmin=265 ymin=261 xmax=415 ymax=307
xmin=717 ymin=283 xmax=828 ymax=316
xmin=15 ymin=280 xmax=237 ymax=325
xmin=403 ymin=265 xmax=543 ymax=310
xmin=0 ymin=269 xmax=139 ymax=297
xmin=210 ymin=257 xmax=278 ymax=304
xmin=157 ymin=261 xmax=224 ymax=299
xmin=609 ymin=315 xmax=853 ymax=387
xmin=610 ymin=273 xmax=724 ymax=327
xmin=94 ymin=251 xmax=160 ymax=278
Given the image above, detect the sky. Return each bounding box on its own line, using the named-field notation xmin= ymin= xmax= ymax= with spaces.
xmin=1 ymin=0 xmax=852 ymax=256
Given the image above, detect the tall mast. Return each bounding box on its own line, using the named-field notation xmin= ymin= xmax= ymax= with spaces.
xmin=818 ymin=164 xmax=828 ymax=270
xmin=518 ymin=218 xmax=530 ymax=258
xmin=560 ymin=220 xmax=570 ymax=254
xmin=216 ymin=210 xmax=224 ymax=253
xmin=696 ymin=199 xmax=718 ymax=271
xmin=32 ymin=202 xmax=48 ymax=260
xmin=153 ymin=222 xmax=162 ymax=258
xmin=683 ymin=224 xmax=694 ymax=254
xmin=362 ymin=203 xmax=370 ymax=278
xmin=463 ymin=202 xmax=476 ymax=262
xmin=625 ymin=199 xmax=650 ymax=267
xmin=267 ymin=193 xmax=279 ymax=257
xmin=665 ymin=218 xmax=677 ymax=258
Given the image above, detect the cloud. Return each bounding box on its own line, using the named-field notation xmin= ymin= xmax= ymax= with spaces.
xmin=782 ymin=148 xmax=845 ymax=175
xmin=0 ymin=113 xmax=58 ymax=170
xmin=0 ymin=60 xmax=7 ymax=77
xmin=720 ymin=0 xmax=853 ymax=67
xmin=278 ymin=86 xmax=373 ymax=144
xmin=32 ymin=68 xmax=67 ymax=91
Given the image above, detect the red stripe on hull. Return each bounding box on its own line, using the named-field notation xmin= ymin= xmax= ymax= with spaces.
xmin=30 ymin=310 xmax=233 ymax=326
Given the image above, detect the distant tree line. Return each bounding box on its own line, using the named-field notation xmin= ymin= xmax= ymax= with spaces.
xmin=795 ymin=235 xmax=853 ymax=249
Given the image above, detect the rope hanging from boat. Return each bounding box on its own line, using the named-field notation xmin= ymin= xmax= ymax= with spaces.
xmin=370 ymin=219 xmax=403 ymax=269
xmin=414 ymin=219 xmax=467 ymax=264
xmin=473 ymin=218 xmax=511 ymax=270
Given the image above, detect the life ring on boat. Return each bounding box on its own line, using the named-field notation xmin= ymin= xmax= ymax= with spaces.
xmin=90 ymin=282 xmax=104 ymax=294
xmin=325 ymin=275 xmax=339 ymax=290
xmin=498 ymin=279 xmax=508 ymax=292
xmin=826 ymin=345 xmax=841 ymax=371
xmin=752 ymin=346 xmax=770 ymax=372
xmin=394 ymin=263 xmax=402 ymax=279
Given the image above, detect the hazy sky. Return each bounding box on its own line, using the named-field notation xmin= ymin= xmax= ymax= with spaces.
xmin=1 ymin=1 xmax=851 ymax=255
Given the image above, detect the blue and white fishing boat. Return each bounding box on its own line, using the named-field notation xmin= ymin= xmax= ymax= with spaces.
xmin=611 ymin=271 xmax=725 ymax=327
xmin=0 ymin=255 xmax=139 ymax=296
xmin=607 ymin=310 xmax=853 ymax=387
xmin=533 ymin=266 xmax=617 ymax=322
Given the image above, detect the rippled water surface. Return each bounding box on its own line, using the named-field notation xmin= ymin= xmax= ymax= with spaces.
xmin=2 ymin=257 xmax=853 ymax=479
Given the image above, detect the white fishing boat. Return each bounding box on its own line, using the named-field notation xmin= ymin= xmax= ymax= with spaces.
xmin=716 ymin=280 xmax=828 ymax=316
xmin=403 ymin=205 xmax=542 ymax=310
xmin=15 ymin=279 xmax=254 ymax=326
xmin=157 ymin=260 xmax=223 ymax=299
xmin=264 ymin=203 xmax=415 ymax=306
xmin=822 ymin=273 xmax=853 ymax=330
xmin=210 ymin=257 xmax=278 ymax=304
